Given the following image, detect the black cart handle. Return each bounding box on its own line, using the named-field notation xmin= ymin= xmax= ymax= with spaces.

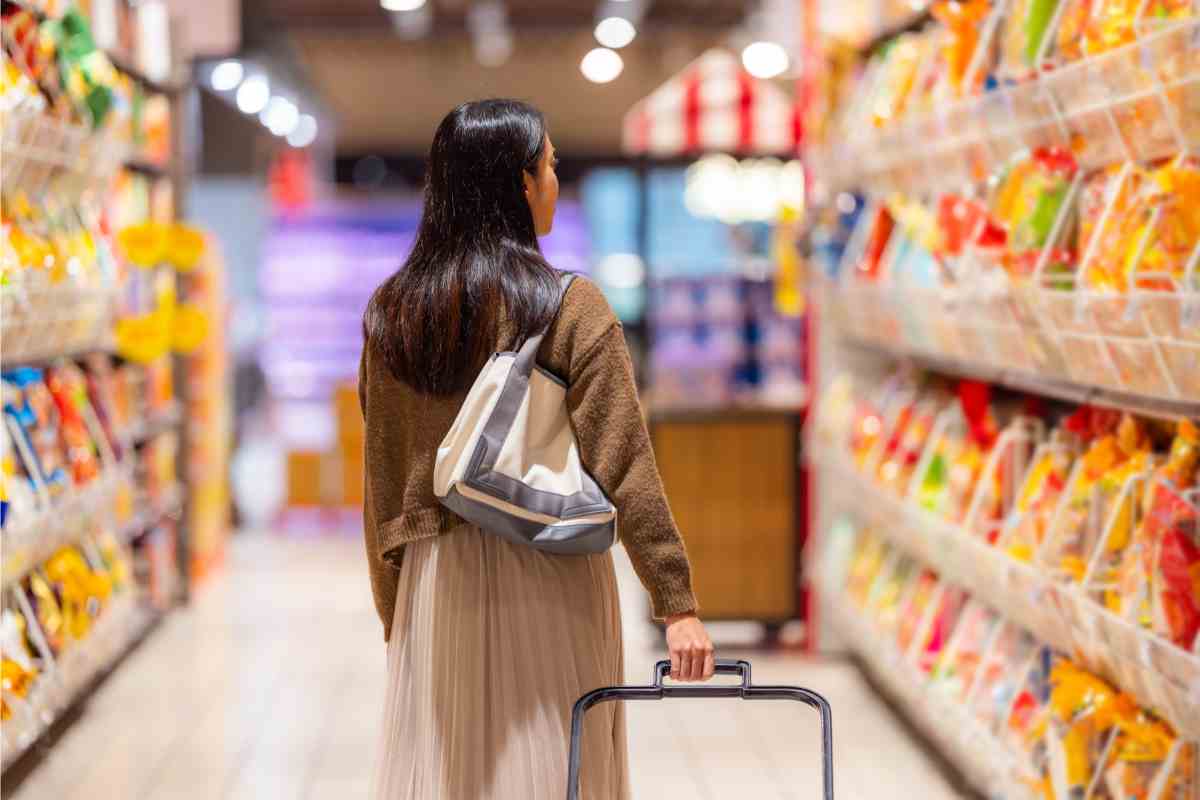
xmin=656 ymin=658 xmax=752 ymax=688
xmin=566 ymin=659 xmax=834 ymax=800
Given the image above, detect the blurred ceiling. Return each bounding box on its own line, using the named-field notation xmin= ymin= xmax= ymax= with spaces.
xmin=245 ymin=0 xmax=757 ymax=33
xmin=234 ymin=0 xmax=759 ymax=156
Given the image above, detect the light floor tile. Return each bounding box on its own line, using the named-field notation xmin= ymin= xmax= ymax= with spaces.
xmin=6 ymin=531 xmax=965 ymax=800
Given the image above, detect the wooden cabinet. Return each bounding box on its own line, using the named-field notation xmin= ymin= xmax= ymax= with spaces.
xmin=650 ymin=409 xmax=802 ymax=621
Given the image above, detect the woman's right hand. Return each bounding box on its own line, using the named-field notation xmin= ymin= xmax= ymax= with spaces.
xmin=664 ymin=612 xmax=714 ymax=682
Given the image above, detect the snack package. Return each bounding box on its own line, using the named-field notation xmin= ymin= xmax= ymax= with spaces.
xmin=82 ymin=353 xmax=125 ymax=462
xmin=44 ymin=545 xmax=112 ymax=641
xmin=971 ymin=622 xmax=1039 ymax=733
xmin=1103 ymin=706 xmax=1188 ymax=800
xmin=1047 ymin=414 xmax=1152 ymax=583
xmin=1079 ymin=163 xmax=1148 ymax=293
xmin=1 ymin=424 xmax=40 ymax=529
xmin=1005 ymin=433 xmax=1079 ymax=562
xmin=2 ymin=370 xmax=70 ymax=499
xmin=1112 ymin=420 xmax=1199 ymax=641
xmin=46 ymin=362 xmax=102 ymax=486
xmin=25 ymin=571 xmax=65 ymax=655
xmin=896 ymin=569 xmax=941 ymax=654
xmin=1044 ymin=662 xmax=1131 ymax=798
xmin=876 ymin=397 xmax=943 ymax=496
xmin=992 ymin=148 xmax=1079 ymax=266
xmin=846 ymin=530 xmax=890 ymax=607
xmin=1131 ymin=156 xmax=1200 ymax=290
xmin=913 ymin=584 xmax=967 ymax=673
xmin=868 ymin=557 xmax=919 ymax=636
xmin=853 ymin=206 xmax=898 ymax=283
xmin=1004 ymin=647 xmax=1056 ymax=767
xmin=931 ymin=602 xmax=1001 ymax=700
xmin=0 ymin=609 xmax=39 ymax=723
xmin=1001 ymin=0 xmax=1063 ymax=76
xmin=931 ymin=0 xmax=994 ymax=96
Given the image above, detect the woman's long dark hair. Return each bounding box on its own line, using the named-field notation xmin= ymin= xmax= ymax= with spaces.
xmin=363 ymin=99 xmax=560 ymax=395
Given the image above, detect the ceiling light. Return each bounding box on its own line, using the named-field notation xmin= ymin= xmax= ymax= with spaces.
xmin=381 ymin=0 xmax=426 ymax=10
xmin=594 ymin=16 xmax=636 ymax=49
xmin=741 ymin=41 xmax=789 ymax=79
xmin=287 ymin=114 xmax=318 ymax=148
xmin=580 ymin=47 xmax=623 ymax=84
xmin=261 ymin=96 xmax=299 ymax=136
xmin=210 ymin=60 xmax=243 ymax=91
xmin=236 ymin=75 xmax=270 ymax=114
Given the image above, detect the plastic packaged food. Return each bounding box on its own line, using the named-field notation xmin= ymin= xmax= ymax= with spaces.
xmin=1079 ymin=163 xmax=1147 ymax=293
xmin=44 ymin=545 xmax=112 ymax=641
xmin=1103 ymin=706 xmax=1188 ymax=800
xmin=931 ymin=0 xmax=994 ymax=96
xmin=2 ymin=370 xmax=70 ymax=498
xmin=1001 ymin=0 xmax=1063 ymax=76
xmin=1005 ymin=435 xmax=1077 ymax=562
xmin=25 ymin=571 xmax=65 ymax=655
xmin=1 ymin=424 xmax=40 ymax=529
xmin=1131 ymin=156 xmax=1200 ymax=290
xmin=846 ymin=530 xmax=885 ymax=606
xmin=46 ymin=362 xmax=102 ymax=486
xmin=931 ymin=602 xmax=1001 ymax=700
xmin=1044 ymin=662 xmax=1130 ymax=798
xmin=0 ymin=609 xmax=39 ymax=722
xmin=1111 ymin=420 xmax=1199 ymax=639
xmin=854 ymin=205 xmax=896 ymax=281
xmin=1047 ymin=414 xmax=1152 ymax=583
xmin=971 ymin=622 xmax=1039 ymax=733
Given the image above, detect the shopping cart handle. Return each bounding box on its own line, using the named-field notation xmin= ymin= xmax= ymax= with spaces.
xmin=566 ymin=659 xmax=834 ymax=800
xmin=654 ymin=658 xmax=750 ymax=687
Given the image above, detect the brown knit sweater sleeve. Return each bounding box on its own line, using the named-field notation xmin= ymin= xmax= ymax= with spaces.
xmin=359 ymin=347 xmax=401 ymax=640
xmin=555 ymin=281 xmax=698 ymax=619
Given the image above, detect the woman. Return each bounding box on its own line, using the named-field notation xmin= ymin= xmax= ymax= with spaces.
xmin=360 ymin=99 xmax=714 ymax=799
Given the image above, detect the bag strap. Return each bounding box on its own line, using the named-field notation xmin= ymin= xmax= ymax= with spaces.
xmin=513 ymin=272 xmax=576 ymax=377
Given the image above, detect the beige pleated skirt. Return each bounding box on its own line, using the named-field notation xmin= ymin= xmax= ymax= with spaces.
xmin=371 ymin=525 xmax=630 ymax=800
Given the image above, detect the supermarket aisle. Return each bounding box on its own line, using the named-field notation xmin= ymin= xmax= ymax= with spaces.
xmin=9 ymin=533 xmax=964 ymax=800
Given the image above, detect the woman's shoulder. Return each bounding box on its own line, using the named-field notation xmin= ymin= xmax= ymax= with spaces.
xmin=541 ymin=273 xmax=621 ymax=367
xmin=558 ymin=273 xmax=619 ymax=334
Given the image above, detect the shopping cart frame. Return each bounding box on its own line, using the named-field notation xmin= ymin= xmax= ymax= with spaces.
xmin=566 ymin=659 xmax=834 ymax=799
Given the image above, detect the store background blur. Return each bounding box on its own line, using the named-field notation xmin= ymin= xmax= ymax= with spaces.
xmin=3 ymin=0 xmax=1199 ymax=797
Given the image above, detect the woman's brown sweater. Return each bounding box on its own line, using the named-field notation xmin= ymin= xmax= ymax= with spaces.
xmin=358 ymin=276 xmax=697 ymax=641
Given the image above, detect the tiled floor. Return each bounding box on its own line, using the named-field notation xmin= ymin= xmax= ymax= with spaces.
xmin=9 ymin=532 xmax=965 ymax=799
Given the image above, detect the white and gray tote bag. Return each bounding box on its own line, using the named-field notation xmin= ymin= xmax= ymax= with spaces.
xmin=433 ymin=274 xmax=617 ymax=554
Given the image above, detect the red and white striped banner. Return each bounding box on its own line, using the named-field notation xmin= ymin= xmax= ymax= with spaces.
xmin=622 ymin=48 xmax=801 ymax=157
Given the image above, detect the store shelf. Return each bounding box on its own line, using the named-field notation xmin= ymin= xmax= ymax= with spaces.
xmin=1 ymin=469 xmax=132 ymax=585
xmin=0 ymin=109 xmax=129 ymax=202
xmin=817 ymin=447 xmax=1200 ymax=739
xmin=123 ymin=402 xmax=184 ymax=446
xmin=823 ymin=275 xmax=1200 ymax=416
xmin=0 ymin=594 xmax=158 ymax=771
xmin=827 ymin=599 xmax=1026 ymax=799
xmin=841 ymin=337 xmax=1200 ymax=421
xmin=104 ymin=49 xmax=182 ymax=96
xmin=123 ymin=158 xmax=169 ymax=179
xmin=809 ymin=19 xmax=1200 ymax=195
xmin=119 ymin=483 xmax=185 ymax=545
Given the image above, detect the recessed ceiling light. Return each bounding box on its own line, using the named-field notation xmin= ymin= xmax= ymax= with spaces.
xmin=287 ymin=114 xmax=318 ymax=148
xmin=210 ymin=60 xmax=243 ymax=91
xmin=594 ymin=16 xmax=636 ymax=49
xmin=236 ymin=75 xmax=270 ymax=114
xmin=741 ymin=41 xmax=789 ymax=79
xmin=580 ymin=47 xmax=623 ymax=84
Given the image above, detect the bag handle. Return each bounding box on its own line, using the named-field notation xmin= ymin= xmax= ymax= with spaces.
xmin=513 ymin=272 xmax=577 ymax=377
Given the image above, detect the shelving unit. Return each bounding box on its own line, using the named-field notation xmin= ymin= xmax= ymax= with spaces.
xmin=816 ymin=445 xmax=1200 ymax=738
xmin=1 ymin=0 xmax=199 ymax=777
xmin=803 ymin=1 xmax=1200 ymax=795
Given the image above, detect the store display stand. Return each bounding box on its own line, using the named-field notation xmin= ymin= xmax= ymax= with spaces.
xmin=1 ymin=2 xmax=196 ymax=779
